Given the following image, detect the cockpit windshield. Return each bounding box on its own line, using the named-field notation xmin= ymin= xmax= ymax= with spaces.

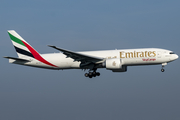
xmin=170 ymin=52 xmax=175 ymax=54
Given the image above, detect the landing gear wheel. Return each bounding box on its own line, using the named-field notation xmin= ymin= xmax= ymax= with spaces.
xmin=96 ymin=72 xmax=100 ymax=76
xmin=85 ymin=73 xmax=89 ymax=77
xmin=161 ymin=69 xmax=165 ymax=72
xmin=92 ymin=71 xmax=96 ymax=77
xmin=89 ymin=72 xmax=92 ymax=76
xmin=89 ymin=75 xmax=92 ymax=78
xmin=88 ymin=72 xmax=93 ymax=78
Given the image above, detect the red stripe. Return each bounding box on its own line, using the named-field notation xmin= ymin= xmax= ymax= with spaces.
xmin=22 ymin=41 xmax=58 ymax=67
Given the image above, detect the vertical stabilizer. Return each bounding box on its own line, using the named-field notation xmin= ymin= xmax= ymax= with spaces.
xmin=7 ymin=30 xmax=57 ymax=67
xmin=8 ymin=30 xmax=38 ymax=59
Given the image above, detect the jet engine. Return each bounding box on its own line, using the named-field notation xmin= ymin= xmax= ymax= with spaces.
xmin=104 ymin=58 xmax=127 ymax=72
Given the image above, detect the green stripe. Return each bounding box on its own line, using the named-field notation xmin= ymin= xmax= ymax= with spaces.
xmin=8 ymin=32 xmax=26 ymax=47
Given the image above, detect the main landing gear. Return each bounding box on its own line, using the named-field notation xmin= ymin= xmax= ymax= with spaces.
xmin=84 ymin=69 xmax=100 ymax=78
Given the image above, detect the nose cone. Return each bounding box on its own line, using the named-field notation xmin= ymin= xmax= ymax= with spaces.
xmin=175 ymin=54 xmax=179 ymax=60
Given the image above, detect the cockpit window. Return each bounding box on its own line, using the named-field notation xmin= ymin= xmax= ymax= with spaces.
xmin=170 ymin=52 xmax=175 ymax=54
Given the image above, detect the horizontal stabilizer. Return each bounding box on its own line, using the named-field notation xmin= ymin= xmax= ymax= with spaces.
xmin=4 ymin=56 xmax=30 ymax=62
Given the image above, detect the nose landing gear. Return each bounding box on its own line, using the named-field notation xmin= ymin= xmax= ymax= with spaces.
xmin=161 ymin=63 xmax=167 ymax=72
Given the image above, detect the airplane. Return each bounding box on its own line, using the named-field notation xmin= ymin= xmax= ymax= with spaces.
xmin=4 ymin=30 xmax=178 ymax=78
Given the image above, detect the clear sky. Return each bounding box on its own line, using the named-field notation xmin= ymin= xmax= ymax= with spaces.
xmin=0 ymin=0 xmax=180 ymax=120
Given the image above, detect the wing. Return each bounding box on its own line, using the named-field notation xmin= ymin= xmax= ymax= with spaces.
xmin=48 ymin=45 xmax=104 ymax=64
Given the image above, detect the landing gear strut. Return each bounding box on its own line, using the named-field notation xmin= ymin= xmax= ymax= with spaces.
xmin=84 ymin=69 xmax=100 ymax=78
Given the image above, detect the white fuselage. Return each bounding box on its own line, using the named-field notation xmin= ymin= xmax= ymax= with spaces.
xmin=10 ymin=48 xmax=178 ymax=70
xmin=6 ymin=30 xmax=179 ymax=78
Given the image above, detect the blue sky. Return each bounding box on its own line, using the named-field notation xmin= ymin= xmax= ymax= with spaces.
xmin=0 ymin=0 xmax=180 ymax=120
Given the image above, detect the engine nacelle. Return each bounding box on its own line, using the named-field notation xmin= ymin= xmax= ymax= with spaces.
xmin=105 ymin=58 xmax=127 ymax=72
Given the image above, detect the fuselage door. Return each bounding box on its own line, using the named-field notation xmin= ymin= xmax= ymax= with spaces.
xmin=157 ymin=51 xmax=162 ymax=58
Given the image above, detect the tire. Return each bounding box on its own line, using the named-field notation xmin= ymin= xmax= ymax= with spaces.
xmin=96 ymin=72 xmax=100 ymax=76
xmin=92 ymin=72 xmax=96 ymax=77
xmin=89 ymin=72 xmax=92 ymax=76
xmin=85 ymin=73 xmax=89 ymax=77
xmin=88 ymin=72 xmax=93 ymax=78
